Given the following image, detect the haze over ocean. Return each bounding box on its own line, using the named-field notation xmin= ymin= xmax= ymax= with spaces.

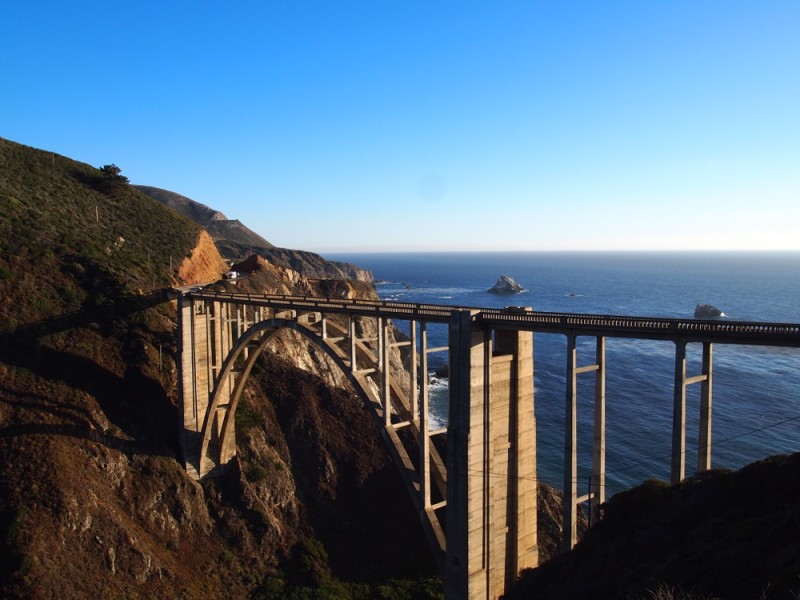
xmin=326 ymin=251 xmax=800 ymax=495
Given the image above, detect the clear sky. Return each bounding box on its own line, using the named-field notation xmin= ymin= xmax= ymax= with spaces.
xmin=3 ymin=2 xmax=799 ymax=253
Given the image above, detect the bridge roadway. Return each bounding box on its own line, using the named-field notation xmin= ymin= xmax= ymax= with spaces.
xmin=187 ymin=289 xmax=800 ymax=344
xmin=176 ymin=289 xmax=800 ymax=600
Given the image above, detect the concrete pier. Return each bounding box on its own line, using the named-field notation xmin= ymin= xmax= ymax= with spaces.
xmin=445 ymin=310 xmax=538 ymax=600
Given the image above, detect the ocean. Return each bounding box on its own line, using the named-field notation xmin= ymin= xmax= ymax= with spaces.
xmin=325 ymin=251 xmax=800 ymax=495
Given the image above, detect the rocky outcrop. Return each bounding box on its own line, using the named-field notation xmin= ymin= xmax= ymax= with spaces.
xmin=256 ymin=247 xmax=373 ymax=283
xmin=694 ymin=303 xmax=724 ymax=318
xmin=488 ymin=275 xmax=524 ymax=294
xmin=175 ymin=230 xmax=228 ymax=286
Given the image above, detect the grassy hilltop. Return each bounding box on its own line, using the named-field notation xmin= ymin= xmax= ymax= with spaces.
xmin=0 ymin=137 xmax=200 ymax=330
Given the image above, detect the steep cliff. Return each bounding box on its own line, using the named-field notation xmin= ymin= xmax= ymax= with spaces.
xmin=175 ymin=230 xmax=228 ymax=286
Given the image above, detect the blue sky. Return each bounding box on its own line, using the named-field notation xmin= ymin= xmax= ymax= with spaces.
xmin=3 ymin=2 xmax=799 ymax=252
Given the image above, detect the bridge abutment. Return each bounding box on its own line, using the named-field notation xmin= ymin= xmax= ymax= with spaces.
xmin=178 ymin=296 xmax=246 ymax=478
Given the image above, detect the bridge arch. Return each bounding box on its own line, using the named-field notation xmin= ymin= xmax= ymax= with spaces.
xmin=198 ymin=317 xmax=373 ymax=479
xmin=177 ymin=295 xmax=458 ymax=566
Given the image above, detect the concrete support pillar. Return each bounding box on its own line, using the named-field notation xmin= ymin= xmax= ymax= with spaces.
xmin=563 ymin=334 xmax=579 ymax=551
xmin=494 ymin=325 xmax=538 ymax=587
xmin=672 ymin=341 xmax=714 ymax=483
xmin=672 ymin=341 xmax=688 ymax=484
xmin=563 ymin=335 xmax=607 ymax=542
xmin=178 ymin=296 xmax=198 ymax=477
xmin=410 ymin=320 xmax=419 ymax=425
xmin=444 ymin=311 xmax=476 ymax=599
xmin=178 ymin=296 xmax=214 ymax=479
xmin=445 ymin=310 xmax=537 ymax=600
xmin=217 ymin=302 xmax=236 ymax=468
xmin=697 ymin=343 xmax=714 ymax=474
xmin=591 ymin=336 xmax=606 ymax=523
xmin=349 ymin=316 xmax=357 ymax=373
xmin=211 ymin=302 xmax=231 ymax=443
xmin=420 ymin=321 xmax=431 ymax=508
xmin=377 ymin=316 xmax=385 ymax=376
xmin=381 ymin=317 xmax=391 ymax=427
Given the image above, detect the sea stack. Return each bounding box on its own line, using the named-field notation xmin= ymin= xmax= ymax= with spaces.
xmin=694 ymin=303 xmax=724 ymax=318
xmin=488 ymin=275 xmax=524 ymax=294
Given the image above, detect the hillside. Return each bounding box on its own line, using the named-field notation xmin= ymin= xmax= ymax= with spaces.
xmin=135 ymin=185 xmax=373 ymax=283
xmin=504 ymin=454 xmax=800 ymax=600
xmin=0 ymin=139 xmax=205 ymax=330
xmin=134 ymin=185 xmax=275 ymax=250
xmin=0 ymin=138 xmax=568 ymax=599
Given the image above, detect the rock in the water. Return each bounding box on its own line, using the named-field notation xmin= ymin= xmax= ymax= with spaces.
xmin=694 ymin=303 xmax=724 ymax=318
xmin=488 ymin=275 xmax=524 ymax=294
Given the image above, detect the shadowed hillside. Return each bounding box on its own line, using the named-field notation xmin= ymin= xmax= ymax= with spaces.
xmin=504 ymin=455 xmax=800 ymax=600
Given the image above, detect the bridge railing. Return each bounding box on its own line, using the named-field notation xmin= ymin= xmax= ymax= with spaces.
xmin=184 ymin=290 xmax=800 ymax=347
xmin=185 ymin=290 xmax=460 ymax=322
xmin=477 ymin=309 xmax=800 ymax=346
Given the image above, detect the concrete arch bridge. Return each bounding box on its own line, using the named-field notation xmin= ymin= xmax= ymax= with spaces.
xmin=176 ymin=290 xmax=800 ymax=600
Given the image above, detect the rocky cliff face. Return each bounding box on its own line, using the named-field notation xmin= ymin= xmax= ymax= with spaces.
xmin=253 ymin=247 xmax=373 ymax=283
xmin=176 ymin=230 xmax=229 ymax=285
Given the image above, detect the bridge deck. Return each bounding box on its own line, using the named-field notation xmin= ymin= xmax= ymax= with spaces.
xmin=185 ymin=290 xmax=800 ymax=347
